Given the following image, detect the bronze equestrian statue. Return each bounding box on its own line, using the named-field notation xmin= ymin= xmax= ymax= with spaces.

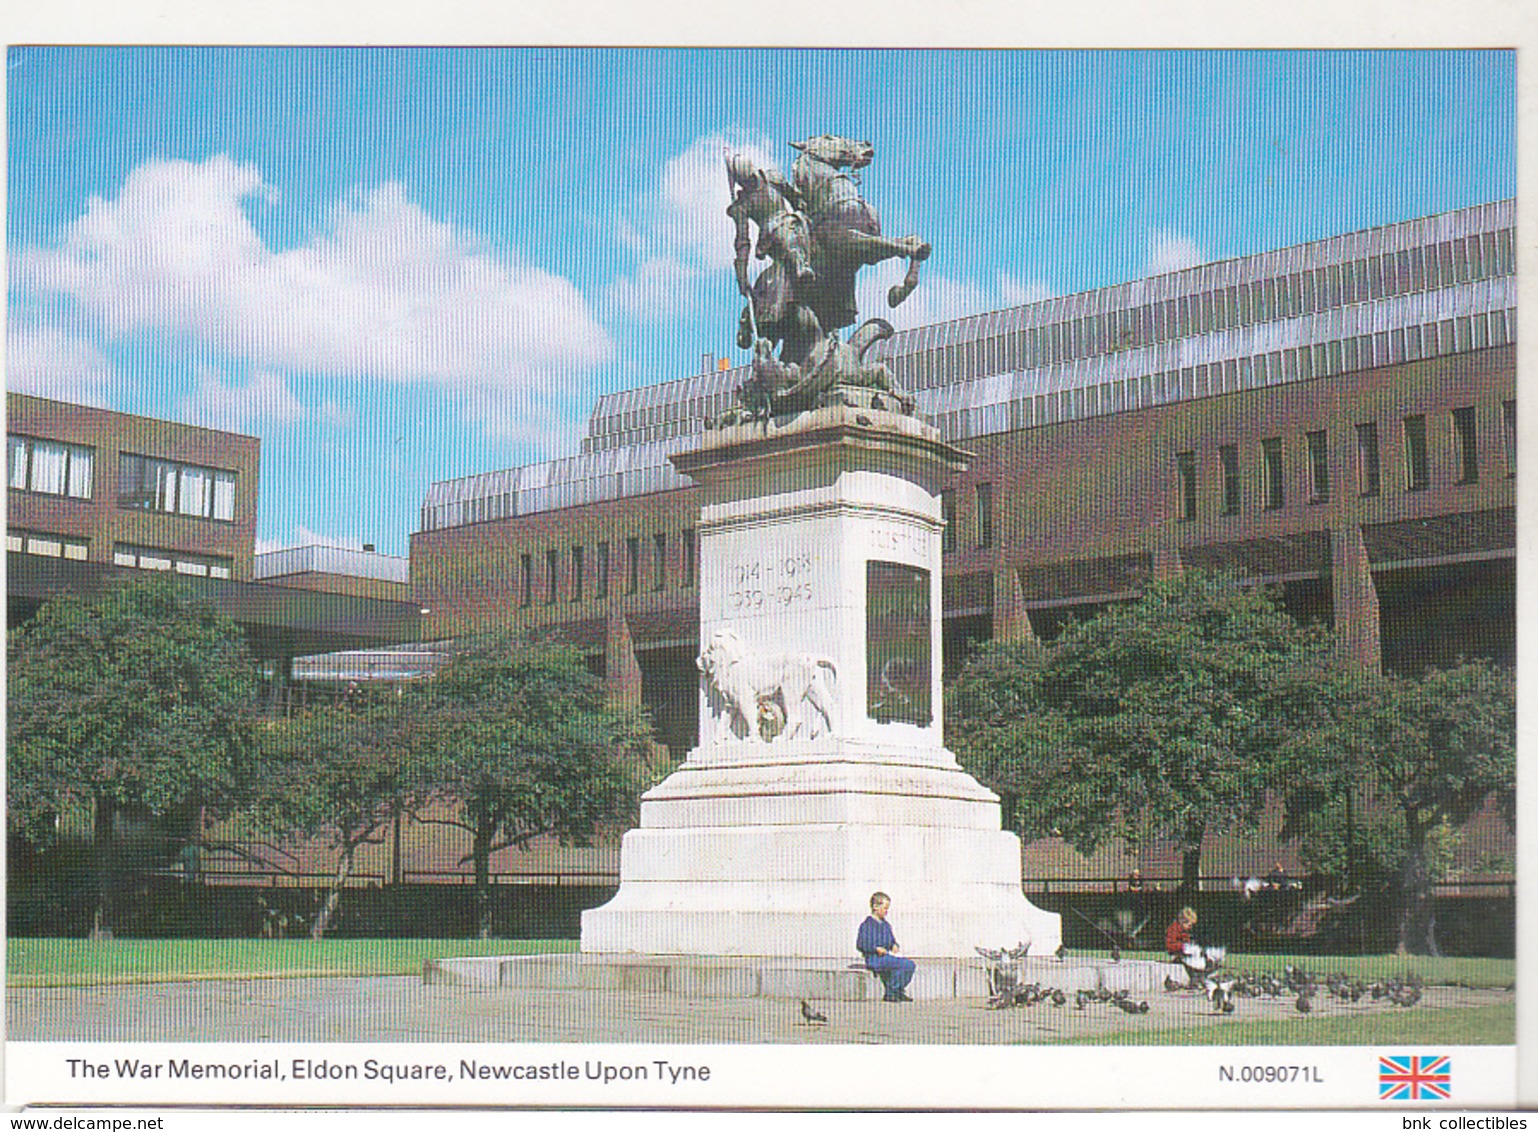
xmin=723 ymin=135 xmax=929 ymax=420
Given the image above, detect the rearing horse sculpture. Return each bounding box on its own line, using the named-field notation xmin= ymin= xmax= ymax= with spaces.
xmin=724 ymin=135 xmax=929 ymax=421
xmin=788 ymin=134 xmax=930 ymax=333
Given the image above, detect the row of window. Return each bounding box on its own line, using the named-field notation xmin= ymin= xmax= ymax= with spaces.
xmin=118 ymin=453 xmax=237 ymax=522
xmin=8 ymin=436 xmax=94 ymax=499
xmin=112 ymin=544 xmax=233 ymax=578
xmin=900 ymin=228 xmax=1515 ymax=392
xmin=7 ymin=529 xmax=89 ymax=560
xmin=928 ymin=307 xmax=1516 ymax=446
xmin=518 ymin=530 xmax=696 ymax=607
xmin=5 ymin=528 xmax=236 ymax=578
xmin=1175 ymin=402 xmax=1516 ymax=520
xmin=7 ymin=437 xmax=239 ymax=524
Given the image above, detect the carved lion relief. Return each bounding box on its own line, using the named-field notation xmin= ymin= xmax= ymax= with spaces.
xmin=698 ymin=627 xmax=837 ymax=743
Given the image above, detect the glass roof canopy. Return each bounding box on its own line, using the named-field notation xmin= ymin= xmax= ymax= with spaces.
xmin=421 ymin=199 xmax=1514 ymax=532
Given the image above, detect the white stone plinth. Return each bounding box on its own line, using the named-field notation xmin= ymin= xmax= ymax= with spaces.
xmin=581 ymin=404 xmax=1061 ymax=960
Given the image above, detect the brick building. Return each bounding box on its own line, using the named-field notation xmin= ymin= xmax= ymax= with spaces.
xmin=412 ymin=200 xmax=1517 ymax=757
xmin=6 ymin=392 xmax=421 ymax=694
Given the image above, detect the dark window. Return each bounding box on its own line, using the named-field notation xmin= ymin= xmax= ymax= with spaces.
xmin=653 ymin=533 xmax=667 ymax=591
xmin=1262 ymin=438 xmax=1285 ymax=510
xmin=545 ymin=549 xmax=558 ymax=605
xmin=626 ymin=537 xmax=640 ymax=594
xmin=570 ymin=545 xmax=584 ymax=601
xmin=1452 ymin=406 xmax=1478 ymax=484
xmin=596 ymin=541 xmax=610 ymax=598
xmin=976 ymin=483 xmax=994 ymax=549
xmin=520 ymin=553 xmax=533 ymax=607
xmin=681 ymin=528 xmax=696 ymax=587
xmin=1356 ymin=423 xmax=1381 ymax=497
xmin=1404 ymin=415 xmax=1429 ymax=491
xmin=1176 ymin=451 xmax=1197 ymax=520
xmin=118 ymin=453 xmax=235 ymax=520
xmin=1306 ymin=430 xmax=1329 ymax=503
xmin=941 ymin=490 xmax=957 ymax=553
xmin=1503 ymin=401 xmax=1516 ymax=476
xmin=1219 ymin=444 xmax=1240 ymax=514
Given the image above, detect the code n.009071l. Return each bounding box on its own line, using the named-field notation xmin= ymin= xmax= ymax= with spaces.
xmin=1218 ymin=1065 xmax=1325 ymax=1084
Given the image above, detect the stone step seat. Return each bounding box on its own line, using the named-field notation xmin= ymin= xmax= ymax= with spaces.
xmin=423 ymin=953 xmax=1175 ymax=1001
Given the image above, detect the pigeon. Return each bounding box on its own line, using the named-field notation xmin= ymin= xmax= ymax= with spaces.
xmin=975 ymin=946 xmax=1005 ymax=962
xmin=1055 ymin=943 xmax=1067 ymax=960
xmin=1050 ymin=989 xmax=1067 ymax=1007
xmin=800 ymin=999 xmax=827 ymax=1024
xmin=1110 ymin=946 xmax=1121 ymax=963
xmin=1295 ymin=993 xmax=1313 ymax=1014
xmin=1393 ymin=986 xmax=1422 ymax=1008
xmin=1164 ymin=973 xmax=1187 ymax=993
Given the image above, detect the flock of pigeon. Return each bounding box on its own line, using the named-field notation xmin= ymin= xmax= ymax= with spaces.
xmin=1188 ymin=963 xmax=1427 ymax=1015
xmin=793 ymin=941 xmax=1432 ymax=1025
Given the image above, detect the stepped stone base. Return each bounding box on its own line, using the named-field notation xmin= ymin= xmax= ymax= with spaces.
xmin=424 ymin=953 xmax=1174 ymax=1002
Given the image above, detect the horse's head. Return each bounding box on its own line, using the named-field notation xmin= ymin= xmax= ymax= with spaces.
xmin=790 ymin=134 xmax=874 ymax=170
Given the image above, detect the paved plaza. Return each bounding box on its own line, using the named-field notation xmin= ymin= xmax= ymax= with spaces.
xmin=9 ymin=975 xmax=1511 ymax=1045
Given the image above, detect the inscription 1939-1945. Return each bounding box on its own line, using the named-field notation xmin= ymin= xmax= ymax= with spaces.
xmin=726 ymin=550 xmax=815 ymax=613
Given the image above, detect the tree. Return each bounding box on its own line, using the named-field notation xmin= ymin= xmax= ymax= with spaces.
xmin=414 ymin=634 xmax=652 ymax=939
xmin=8 ymin=575 xmax=259 ymax=935
xmin=1277 ymin=660 xmax=1515 ymax=955
xmin=256 ymin=685 xmax=426 ymax=939
xmin=950 ymin=571 xmax=1328 ymax=892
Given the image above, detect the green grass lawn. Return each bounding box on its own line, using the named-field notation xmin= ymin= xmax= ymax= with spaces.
xmin=1066 ymin=1003 xmax=1514 ymax=1046
xmin=1076 ymin=949 xmax=1515 ymax=989
xmin=8 ymin=938 xmax=576 ymax=987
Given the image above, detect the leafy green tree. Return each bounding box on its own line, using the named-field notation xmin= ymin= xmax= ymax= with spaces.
xmin=256 ymin=685 xmax=426 ymax=939
xmin=1277 ymin=660 xmax=1514 ymax=955
xmin=414 ymin=634 xmax=651 ymax=938
xmin=951 ymin=571 xmax=1328 ymax=892
xmin=8 ymin=575 xmax=259 ymax=935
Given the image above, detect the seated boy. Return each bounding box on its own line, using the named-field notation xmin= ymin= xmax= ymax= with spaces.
xmin=856 ymin=891 xmax=916 ymax=1002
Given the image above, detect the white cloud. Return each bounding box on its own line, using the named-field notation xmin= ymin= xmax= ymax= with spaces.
xmin=293 ymin=525 xmax=366 ymax=550
xmin=6 ymin=325 xmax=118 ymax=407
xmin=998 ymin=273 xmax=1054 ymax=308
xmin=318 ymin=397 xmax=355 ymax=429
xmin=14 ymin=155 xmax=613 ymax=403
xmin=1147 ymin=228 xmax=1210 ymax=276
xmin=177 ymin=367 xmax=305 ymax=432
xmin=606 ymin=130 xmax=778 ymax=320
xmin=605 ymin=255 xmax=703 ymax=320
xmin=656 ymin=130 xmax=778 ymax=271
xmin=855 ymin=261 xmax=1027 ymax=332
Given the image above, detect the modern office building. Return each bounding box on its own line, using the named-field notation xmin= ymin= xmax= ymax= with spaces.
xmin=412 ymin=200 xmax=1517 ymax=763
xmin=6 ymin=392 xmax=421 ymax=694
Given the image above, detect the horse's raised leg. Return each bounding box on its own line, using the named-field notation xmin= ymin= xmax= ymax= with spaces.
xmin=887 ymin=254 xmax=924 ymax=308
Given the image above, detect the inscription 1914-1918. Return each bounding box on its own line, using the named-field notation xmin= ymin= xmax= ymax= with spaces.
xmin=726 ymin=550 xmax=815 ymax=613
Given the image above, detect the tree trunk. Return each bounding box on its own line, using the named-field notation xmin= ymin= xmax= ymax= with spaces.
xmin=473 ymin=825 xmax=494 ymax=940
xmin=1179 ymin=841 xmax=1204 ymax=896
xmin=91 ymin=796 xmax=117 ymax=939
xmin=311 ymin=849 xmax=355 ymax=940
xmin=1396 ymin=813 xmax=1438 ymax=956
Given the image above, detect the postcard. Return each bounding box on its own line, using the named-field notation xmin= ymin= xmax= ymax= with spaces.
xmin=4 ymin=20 xmax=1525 ymax=1116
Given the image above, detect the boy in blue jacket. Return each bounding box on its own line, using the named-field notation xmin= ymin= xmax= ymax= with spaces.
xmin=856 ymin=891 xmax=916 ymax=1002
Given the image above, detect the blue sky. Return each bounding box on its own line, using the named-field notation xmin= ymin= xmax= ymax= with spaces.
xmin=7 ymin=48 xmax=1515 ymax=556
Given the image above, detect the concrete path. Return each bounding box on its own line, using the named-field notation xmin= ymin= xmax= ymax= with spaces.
xmin=9 ymin=976 xmax=1512 ymax=1045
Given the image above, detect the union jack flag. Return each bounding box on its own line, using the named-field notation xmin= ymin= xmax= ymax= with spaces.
xmin=1379 ymin=1055 xmax=1452 ymax=1100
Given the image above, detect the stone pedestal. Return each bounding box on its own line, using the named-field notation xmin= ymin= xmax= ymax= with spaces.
xmin=581 ymin=403 xmax=1061 ymax=959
